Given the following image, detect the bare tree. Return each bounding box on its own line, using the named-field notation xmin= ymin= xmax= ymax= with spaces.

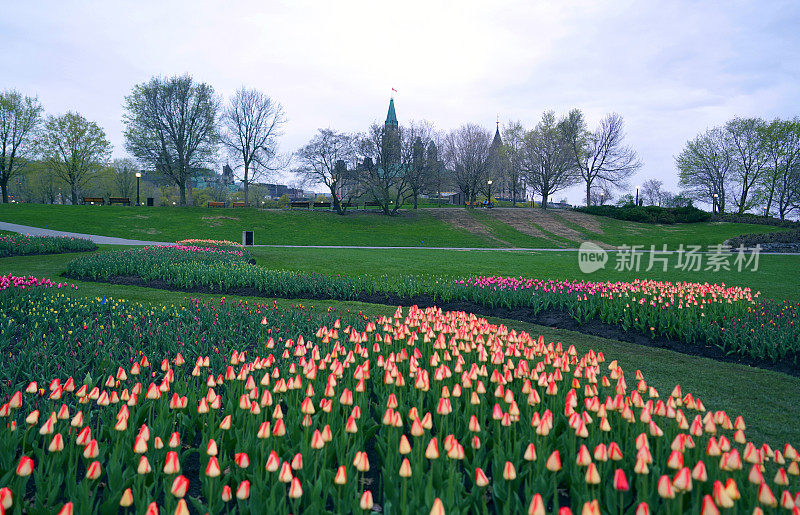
xmin=442 ymin=124 xmax=492 ymax=206
xmin=40 ymin=112 xmax=112 ymax=204
xmin=589 ymin=179 xmax=614 ymax=206
xmin=640 ymin=179 xmax=664 ymax=206
xmin=726 ymin=117 xmax=767 ymax=214
xmin=0 ymin=90 xmax=43 ymax=203
xmin=357 ymin=123 xmax=411 ymax=215
xmin=221 ymin=88 xmax=287 ymax=206
xmin=676 ymin=127 xmax=733 ymax=213
xmin=561 ymin=109 xmax=642 ymax=206
xmin=294 ymin=129 xmax=357 ymax=214
xmin=760 ymin=118 xmax=800 ymax=220
xmin=500 ymin=121 xmax=526 ymax=205
xmin=425 ymin=138 xmax=448 ymax=206
xmin=402 ymin=120 xmax=435 ymax=209
xmin=519 ymin=111 xmax=580 ymax=209
xmin=123 ymin=74 xmax=220 ymax=205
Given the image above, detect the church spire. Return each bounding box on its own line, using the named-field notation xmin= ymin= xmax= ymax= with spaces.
xmin=385 ymin=98 xmax=398 ymax=127
xmin=492 ymin=116 xmax=503 ymax=148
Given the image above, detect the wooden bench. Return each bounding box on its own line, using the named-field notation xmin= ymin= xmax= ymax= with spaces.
xmin=232 ymin=201 xmax=246 ymax=208
xmin=290 ymin=201 xmax=310 ymax=209
xmin=82 ymin=197 xmax=105 ymax=205
xmin=313 ymin=201 xmax=331 ymax=209
xmin=208 ymin=201 xmax=225 ymax=208
xmin=109 ymin=197 xmax=131 ymax=206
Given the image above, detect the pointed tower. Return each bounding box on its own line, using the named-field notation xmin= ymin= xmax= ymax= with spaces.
xmin=385 ymin=98 xmax=398 ymax=128
xmin=383 ymin=97 xmax=400 ymax=165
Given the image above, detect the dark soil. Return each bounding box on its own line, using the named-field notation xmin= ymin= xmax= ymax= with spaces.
xmin=66 ymin=274 xmax=800 ymax=378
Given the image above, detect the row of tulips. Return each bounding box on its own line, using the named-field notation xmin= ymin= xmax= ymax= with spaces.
xmin=0 ymin=274 xmax=79 ymax=292
xmin=0 ymin=233 xmax=96 ymax=257
xmin=64 ymin=247 xmax=800 ymax=365
xmin=0 ymin=285 xmax=798 ymax=513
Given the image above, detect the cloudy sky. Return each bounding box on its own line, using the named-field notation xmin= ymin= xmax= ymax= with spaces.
xmin=3 ymin=0 xmax=799 ymax=202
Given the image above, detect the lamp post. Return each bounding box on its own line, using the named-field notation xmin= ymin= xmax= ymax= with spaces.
xmin=487 ymin=180 xmax=493 ymax=208
xmin=135 ymin=172 xmax=142 ymax=206
xmin=635 ymin=186 xmax=640 ymax=206
xmin=713 ymin=193 xmax=718 ymax=215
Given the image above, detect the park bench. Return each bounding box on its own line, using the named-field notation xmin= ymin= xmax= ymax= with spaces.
xmin=363 ymin=201 xmax=381 ymax=209
xmin=232 ymin=201 xmax=246 ymax=208
xmin=109 ymin=197 xmax=131 ymax=206
xmin=208 ymin=201 xmax=225 ymax=208
xmin=313 ymin=201 xmax=331 ymax=209
xmin=82 ymin=197 xmax=105 ymax=205
xmin=290 ymin=201 xmax=310 ymax=209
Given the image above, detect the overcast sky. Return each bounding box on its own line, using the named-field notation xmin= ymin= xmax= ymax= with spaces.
xmin=3 ymin=0 xmax=799 ymax=202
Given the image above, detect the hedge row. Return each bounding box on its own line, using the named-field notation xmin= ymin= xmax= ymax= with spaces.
xmin=573 ymin=205 xmax=711 ymax=224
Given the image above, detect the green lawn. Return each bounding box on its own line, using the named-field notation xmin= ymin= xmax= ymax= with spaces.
xmin=3 ymin=249 xmax=798 ymax=447
xmin=0 ymin=203 xmax=789 ymax=249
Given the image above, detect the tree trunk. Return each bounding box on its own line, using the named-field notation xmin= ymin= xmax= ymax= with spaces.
xmin=71 ymin=186 xmax=78 ymax=206
xmin=243 ymin=181 xmax=249 ymax=207
xmin=413 ymin=191 xmax=418 ymax=209
xmin=586 ymin=182 xmax=592 ymax=207
xmin=330 ymin=186 xmax=343 ymax=215
xmin=243 ymin=164 xmax=250 ymax=207
xmin=178 ymin=181 xmax=187 ymax=206
xmin=1 ymin=181 xmax=7 ymax=203
xmin=541 ymin=193 xmax=548 ymax=210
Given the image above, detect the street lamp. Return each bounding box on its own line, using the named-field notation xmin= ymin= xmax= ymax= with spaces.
xmin=713 ymin=193 xmax=719 ymax=215
xmin=487 ymin=180 xmax=493 ymax=208
xmin=635 ymin=186 xmax=640 ymax=206
xmin=135 ymin=172 xmax=142 ymax=206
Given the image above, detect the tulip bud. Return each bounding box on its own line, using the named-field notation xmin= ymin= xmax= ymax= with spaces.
xmin=236 ymin=480 xmax=250 ymax=500
xmin=163 ymin=451 xmax=180 ymax=474
xmin=205 ymin=457 xmax=221 ymax=477
xmin=613 ymin=469 xmax=629 ymax=491
xmin=278 ymin=461 xmax=293 ymax=482
xmin=546 ymin=450 xmax=562 ymax=471
xmin=85 ymin=461 xmax=102 ymax=480
xmin=16 ymin=456 xmax=34 ymax=476
xmin=120 ymin=488 xmax=134 ymax=507
xmin=235 ymin=452 xmax=250 ymax=468
xmin=288 ymin=477 xmax=303 ymax=499
xmin=430 ymin=498 xmax=445 ymax=515
xmin=57 ymin=502 xmax=74 ymax=515
xmin=0 ymin=487 xmax=12 ymax=510
xmin=528 ymin=494 xmax=545 ymax=515
xmin=334 ymin=465 xmax=347 ymax=484
xmin=585 ymin=463 xmax=600 ymax=484
xmin=137 ymin=456 xmax=152 ymax=474
xmin=634 ymin=502 xmax=650 ymax=515
xmin=221 ymin=485 xmax=232 ymax=502
xmin=657 ymin=475 xmax=675 ymax=499
xmin=170 ymin=475 xmax=189 ymax=498
xmin=360 ymin=490 xmax=374 ymax=510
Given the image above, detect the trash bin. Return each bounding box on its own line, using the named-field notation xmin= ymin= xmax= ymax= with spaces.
xmin=242 ymin=231 xmax=254 ymax=246
xmin=146 ymin=197 xmax=154 ymax=207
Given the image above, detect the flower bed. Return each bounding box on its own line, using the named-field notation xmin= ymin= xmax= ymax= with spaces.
xmin=0 ymin=234 xmax=97 ymax=257
xmin=0 ymin=285 xmax=798 ymax=513
xmin=65 ymin=248 xmax=800 ymax=366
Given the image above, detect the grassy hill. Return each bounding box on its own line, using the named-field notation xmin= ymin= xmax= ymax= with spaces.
xmin=0 ymin=203 xmax=789 ymax=249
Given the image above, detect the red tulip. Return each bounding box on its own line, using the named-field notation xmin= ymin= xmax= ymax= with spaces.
xmin=221 ymin=485 xmax=232 ymax=502
xmin=170 ymin=475 xmax=189 ymax=498
xmin=0 ymin=487 xmax=12 ymax=510
xmin=360 ymin=490 xmax=374 ymax=510
xmin=57 ymin=502 xmax=73 ymax=515
xmin=235 ymin=452 xmax=250 ymax=468
xmin=163 ymin=451 xmax=180 ymax=474
xmin=613 ymin=469 xmax=629 ymax=491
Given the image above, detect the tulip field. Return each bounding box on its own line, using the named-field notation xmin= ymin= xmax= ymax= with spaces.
xmin=1 ymin=277 xmax=799 ymax=514
xmin=0 ymin=234 xmax=96 ymax=258
xmin=65 ymin=245 xmax=800 ymax=366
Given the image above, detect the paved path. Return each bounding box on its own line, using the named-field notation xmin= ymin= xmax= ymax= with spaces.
xmin=2 ymin=221 xmax=798 ymax=254
xmin=0 ymin=221 xmax=167 ymax=246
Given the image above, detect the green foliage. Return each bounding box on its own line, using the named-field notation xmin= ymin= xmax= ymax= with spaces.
xmin=0 ymin=234 xmax=96 ymax=257
xmin=575 ymin=205 xmax=711 ymax=224
xmin=64 ymin=247 xmax=800 ymax=366
xmin=727 ymin=228 xmax=800 ymax=247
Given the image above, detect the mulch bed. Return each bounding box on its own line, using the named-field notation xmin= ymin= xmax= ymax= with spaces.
xmin=66 ymin=274 xmax=800 ymax=378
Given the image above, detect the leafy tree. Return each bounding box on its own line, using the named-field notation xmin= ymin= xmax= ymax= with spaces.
xmin=520 ymin=111 xmax=579 ymax=209
xmin=676 ymin=127 xmax=733 ymax=213
xmin=561 ymin=109 xmax=641 ymax=206
xmin=221 ymin=88 xmax=287 ymax=206
xmin=726 ymin=117 xmax=768 ymax=214
xmin=107 ymin=158 xmax=140 ymax=199
xmin=0 ymin=90 xmax=43 ymax=203
xmin=39 ymin=112 xmax=112 ymax=204
xmin=294 ymin=129 xmax=357 ymax=214
xmin=123 ymin=74 xmax=220 ymax=205
xmin=760 ymin=118 xmax=800 ymax=220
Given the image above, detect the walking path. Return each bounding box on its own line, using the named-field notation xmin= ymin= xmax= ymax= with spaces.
xmin=2 ymin=221 xmax=798 ymax=254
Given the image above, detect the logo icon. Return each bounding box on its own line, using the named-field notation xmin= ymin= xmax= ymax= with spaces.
xmin=578 ymin=242 xmax=608 ymax=274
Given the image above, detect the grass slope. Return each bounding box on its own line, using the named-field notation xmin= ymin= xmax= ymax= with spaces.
xmin=0 ymin=203 xmax=788 ymax=249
